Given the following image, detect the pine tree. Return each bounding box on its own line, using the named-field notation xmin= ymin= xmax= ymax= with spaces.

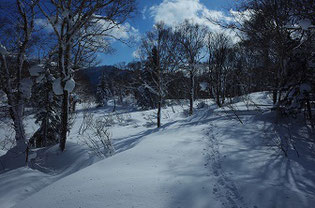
xmin=30 ymin=65 xmax=61 ymax=148
xmin=96 ymin=72 xmax=110 ymax=107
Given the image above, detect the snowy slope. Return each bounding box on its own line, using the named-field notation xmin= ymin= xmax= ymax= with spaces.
xmin=0 ymin=101 xmax=184 ymax=207
xmin=2 ymin=92 xmax=315 ymax=208
xmin=0 ymin=142 xmax=97 ymax=208
xmin=14 ymin=116 xmax=216 ymax=208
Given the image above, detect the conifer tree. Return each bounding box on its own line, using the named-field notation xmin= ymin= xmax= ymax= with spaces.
xmin=96 ymin=72 xmax=110 ymax=107
xmin=30 ymin=65 xmax=61 ymax=148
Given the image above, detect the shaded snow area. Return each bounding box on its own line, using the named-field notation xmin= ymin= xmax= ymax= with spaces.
xmin=1 ymin=92 xmax=315 ymax=208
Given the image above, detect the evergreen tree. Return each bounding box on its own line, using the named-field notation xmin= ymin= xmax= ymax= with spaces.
xmin=96 ymin=72 xmax=110 ymax=107
xmin=30 ymin=64 xmax=60 ymax=148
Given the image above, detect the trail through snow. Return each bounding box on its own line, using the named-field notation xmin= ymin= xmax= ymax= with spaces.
xmin=206 ymin=121 xmax=249 ymax=208
xmin=1 ymin=92 xmax=315 ymax=208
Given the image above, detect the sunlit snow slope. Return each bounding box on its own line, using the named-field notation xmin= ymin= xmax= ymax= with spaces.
xmin=3 ymin=92 xmax=315 ymax=208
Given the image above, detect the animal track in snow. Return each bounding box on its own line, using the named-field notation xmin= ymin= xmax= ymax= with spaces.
xmin=205 ymin=122 xmax=249 ymax=208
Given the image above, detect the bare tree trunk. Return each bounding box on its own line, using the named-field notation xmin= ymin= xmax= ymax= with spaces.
xmin=113 ymin=98 xmax=116 ymax=112
xmin=189 ymin=71 xmax=194 ymax=115
xmin=43 ymin=114 xmax=48 ymax=147
xmin=0 ymin=0 xmax=36 ymax=148
xmin=1 ymin=55 xmax=26 ymax=145
xmin=273 ymin=89 xmax=278 ymax=105
xmin=216 ymin=71 xmax=221 ymax=107
xmin=157 ymin=97 xmax=161 ymax=128
xmin=216 ymin=90 xmax=221 ymax=107
xmin=10 ymin=104 xmax=26 ymax=144
xmin=119 ymin=92 xmax=123 ymax=104
xmin=59 ymin=90 xmax=69 ymax=151
xmin=305 ymin=95 xmax=314 ymax=129
xmin=59 ymin=40 xmax=71 ymax=151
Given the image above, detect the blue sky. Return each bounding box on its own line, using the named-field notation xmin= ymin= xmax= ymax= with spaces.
xmin=99 ymin=0 xmax=236 ymax=66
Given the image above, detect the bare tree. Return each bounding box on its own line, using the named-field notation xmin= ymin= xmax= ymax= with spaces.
xmin=38 ymin=0 xmax=136 ymax=151
xmin=175 ymin=20 xmax=207 ymax=115
xmin=207 ymin=32 xmax=234 ymax=107
xmin=138 ymin=22 xmax=178 ymax=127
xmin=230 ymin=0 xmax=307 ymax=105
xmin=0 ymin=0 xmax=38 ymax=151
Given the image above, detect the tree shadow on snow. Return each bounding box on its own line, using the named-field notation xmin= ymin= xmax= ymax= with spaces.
xmin=215 ymin=111 xmax=315 ymax=207
xmin=163 ymin=109 xmax=315 ymax=208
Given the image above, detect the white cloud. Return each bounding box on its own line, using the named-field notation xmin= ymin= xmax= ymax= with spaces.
xmin=104 ymin=22 xmax=140 ymax=41
xmin=35 ymin=16 xmax=139 ymax=42
xmin=35 ymin=18 xmax=54 ymax=33
xmin=150 ymin=0 xmax=204 ymax=25
xmin=149 ymin=0 xmax=234 ymax=35
xmin=86 ymin=15 xmax=140 ymax=42
xmin=229 ymin=9 xmax=253 ymax=24
xmin=132 ymin=48 xmax=141 ymax=59
xmin=142 ymin=6 xmax=148 ymax=20
xmin=136 ymin=1 xmax=244 ymax=60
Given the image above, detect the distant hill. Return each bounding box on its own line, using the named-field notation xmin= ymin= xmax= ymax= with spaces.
xmin=76 ymin=65 xmax=134 ymax=92
xmin=80 ymin=65 xmax=119 ymax=87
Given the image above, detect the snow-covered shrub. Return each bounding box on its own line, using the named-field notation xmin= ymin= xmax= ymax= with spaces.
xmin=122 ymin=94 xmax=136 ymax=107
xmin=279 ymin=42 xmax=314 ymax=122
xmin=114 ymin=113 xmax=132 ymax=126
xmin=102 ymin=114 xmax=116 ymax=127
xmin=284 ymin=84 xmax=312 ymax=114
xmin=78 ymin=104 xmax=95 ymax=135
xmin=162 ymin=111 xmax=171 ymax=119
xmin=196 ymin=101 xmax=208 ymax=109
xmin=142 ymin=112 xmax=156 ymax=127
xmin=0 ymin=122 xmax=16 ymax=154
xmin=82 ymin=117 xmax=114 ymax=157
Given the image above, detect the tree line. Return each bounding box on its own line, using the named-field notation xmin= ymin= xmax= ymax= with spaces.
xmin=96 ymin=0 xmax=314 ymax=129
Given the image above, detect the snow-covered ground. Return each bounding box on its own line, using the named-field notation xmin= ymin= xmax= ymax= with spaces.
xmin=1 ymin=92 xmax=315 ymax=208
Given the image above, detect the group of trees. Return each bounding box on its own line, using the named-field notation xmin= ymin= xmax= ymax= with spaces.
xmin=96 ymin=69 xmax=131 ymax=111
xmin=122 ymin=21 xmax=211 ymax=127
xmin=0 ymin=0 xmax=136 ymax=154
xmin=234 ymin=0 xmax=314 ymax=122
xmin=95 ymin=0 xmax=313 ymax=129
xmin=0 ymin=0 xmax=314 ymax=158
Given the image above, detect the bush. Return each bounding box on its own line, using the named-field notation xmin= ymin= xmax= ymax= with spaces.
xmin=82 ymin=117 xmax=115 ymax=157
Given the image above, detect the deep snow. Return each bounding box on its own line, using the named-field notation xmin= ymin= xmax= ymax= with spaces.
xmin=1 ymin=92 xmax=315 ymax=208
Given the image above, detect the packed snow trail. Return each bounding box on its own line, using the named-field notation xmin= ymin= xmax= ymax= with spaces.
xmin=205 ymin=122 xmax=249 ymax=208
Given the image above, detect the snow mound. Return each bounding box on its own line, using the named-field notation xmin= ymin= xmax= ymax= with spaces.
xmin=0 ymin=142 xmax=98 ymax=208
xmin=29 ymin=65 xmax=44 ymax=77
xmin=52 ymin=78 xmax=63 ymax=95
xmin=299 ymin=19 xmax=313 ymax=30
xmin=64 ymin=78 xmax=75 ymax=93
